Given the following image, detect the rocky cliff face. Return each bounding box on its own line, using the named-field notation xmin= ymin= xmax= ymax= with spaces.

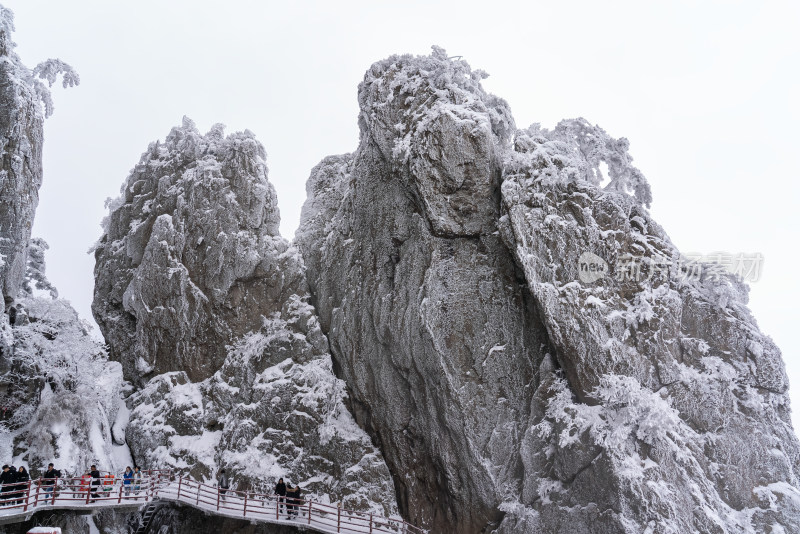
xmin=0 ymin=7 xmax=117 ymax=484
xmin=93 ymin=119 xmax=399 ymax=516
xmin=297 ymin=48 xmax=545 ymax=532
xmin=93 ymin=118 xmax=283 ymax=384
xmin=297 ymin=47 xmax=800 ymax=533
xmin=0 ymin=13 xmax=44 ymax=374
xmin=0 ymin=16 xmax=43 ymax=310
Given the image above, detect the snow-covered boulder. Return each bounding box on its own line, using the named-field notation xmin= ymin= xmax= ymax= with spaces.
xmin=297 ymin=47 xmax=541 ymax=532
xmin=497 ymin=124 xmax=800 ymax=533
xmin=92 ymin=118 xmax=287 ymax=384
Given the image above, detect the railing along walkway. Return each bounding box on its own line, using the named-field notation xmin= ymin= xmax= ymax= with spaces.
xmin=0 ymin=471 xmax=425 ymax=534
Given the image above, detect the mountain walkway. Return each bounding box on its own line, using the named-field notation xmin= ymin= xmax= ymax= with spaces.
xmin=0 ymin=470 xmax=425 ymax=533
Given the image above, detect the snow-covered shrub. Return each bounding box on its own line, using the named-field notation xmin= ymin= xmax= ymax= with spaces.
xmin=544 ymin=374 xmax=688 ymax=454
xmin=507 ymin=118 xmax=652 ymax=207
xmin=1 ymin=297 xmax=124 ymax=475
xmin=21 ymin=237 xmax=58 ymax=298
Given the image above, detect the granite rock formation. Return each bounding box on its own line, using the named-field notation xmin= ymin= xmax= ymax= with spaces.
xmin=0 ymin=15 xmax=43 ymax=310
xmin=0 ymin=12 xmax=44 ymax=375
xmin=297 ymin=48 xmax=542 ymax=532
xmin=296 ymin=47 xmax=800 ymax=533
xmin=92 ymin=118 xmax=283 ymax=384
xmin=93 ymin=119 xmax=400 ymax=516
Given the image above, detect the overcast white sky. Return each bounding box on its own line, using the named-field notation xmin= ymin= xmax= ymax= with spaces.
xmin=4 ymin=1 xmax=799 ymax=427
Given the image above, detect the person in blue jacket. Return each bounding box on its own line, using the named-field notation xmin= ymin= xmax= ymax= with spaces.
xmin=122 ymin=466 xmax=133 ymax=497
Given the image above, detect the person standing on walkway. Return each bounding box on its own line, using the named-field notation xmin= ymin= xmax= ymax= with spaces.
xmin=122 ymin=466 xmax=133 ymax=497
xmin=89 ymin=465 xmax=101 ymax=502
xmin=0 ymin=465 xmax=16 ymax=506
xmin=133 ymin=466 xmax=142 ymax=497
xmin=80 ymin=470 xmax=91 ymax=499
xmin=43 ymin=463 xmax=59 ymax=500
xmin=14 ymin=466 xmax=30 ymax=505
xmin=217 ymin=469 xmax=229 ymax=502
xmin=275 ymin=477 xmax=286 ymax=515
xmin=287 ymin=484 xmax=302 ymax=518
xmin=286 ymin=483 xmax=299 ymax=518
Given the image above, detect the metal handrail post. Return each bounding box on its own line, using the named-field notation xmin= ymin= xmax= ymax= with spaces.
xmin=23 ymin=480 xmax=31 ymax=512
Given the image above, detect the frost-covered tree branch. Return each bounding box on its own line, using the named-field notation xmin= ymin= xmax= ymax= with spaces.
xmin=21 ymin=237 xmax=58 ymax=299
xmin=33 ymin=58 xmax=80 ymax=89
xmin=0 ymin=6 xmax=79 ymax=118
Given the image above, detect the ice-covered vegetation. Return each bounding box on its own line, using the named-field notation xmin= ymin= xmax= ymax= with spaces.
xmin=1 ymin=241 xmax=128 ymax=477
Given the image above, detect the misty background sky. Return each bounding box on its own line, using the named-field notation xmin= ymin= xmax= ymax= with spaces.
xmin=4 ymin=1 xmax=800 ymax=427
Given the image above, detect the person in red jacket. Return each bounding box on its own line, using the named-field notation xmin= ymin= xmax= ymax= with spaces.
xmin=80 ymin=470 xmax=92 ymax=499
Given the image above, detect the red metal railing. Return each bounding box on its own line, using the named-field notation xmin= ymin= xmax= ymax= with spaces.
xmin=160 ymin=475 xmax=425 ymax=534
xmin=0 ymin=469 xmax=167 ymax=512
xmin=0 ymin=470 xmax=426 ymax=534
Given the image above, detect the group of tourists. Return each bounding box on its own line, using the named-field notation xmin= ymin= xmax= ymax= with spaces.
xmin=274 ymin=477 xmax=303 ymax=519
xmin=78 ymin=465 xmax=145 ymax=502
xmin=0 ymin=463 xmax=146 ymax=506
xmin=216 ymin=471 xmax=304 ymax=519
xmin=0 ymin=464 xmax=31 ymax=505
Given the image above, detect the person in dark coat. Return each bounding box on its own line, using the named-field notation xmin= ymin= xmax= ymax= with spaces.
xmin=286 ymin=484 xmax=302 ymax=518
xmin=42 ymin=463 xmax=59 ymax=501
xmin=217 ymin=469 xmax=229 ymax=502
xmin=275 ymin=477 xmax=286 ymax=514
xmin=14 ymin=466 xmax=30 ymax=505
xmin=0 ymin=465 xmax=16 ymax=506
xmin=290 ymin=485 xmax=303 ymax=518
xmin=89 ymin=465 xmax=101 ymax=502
